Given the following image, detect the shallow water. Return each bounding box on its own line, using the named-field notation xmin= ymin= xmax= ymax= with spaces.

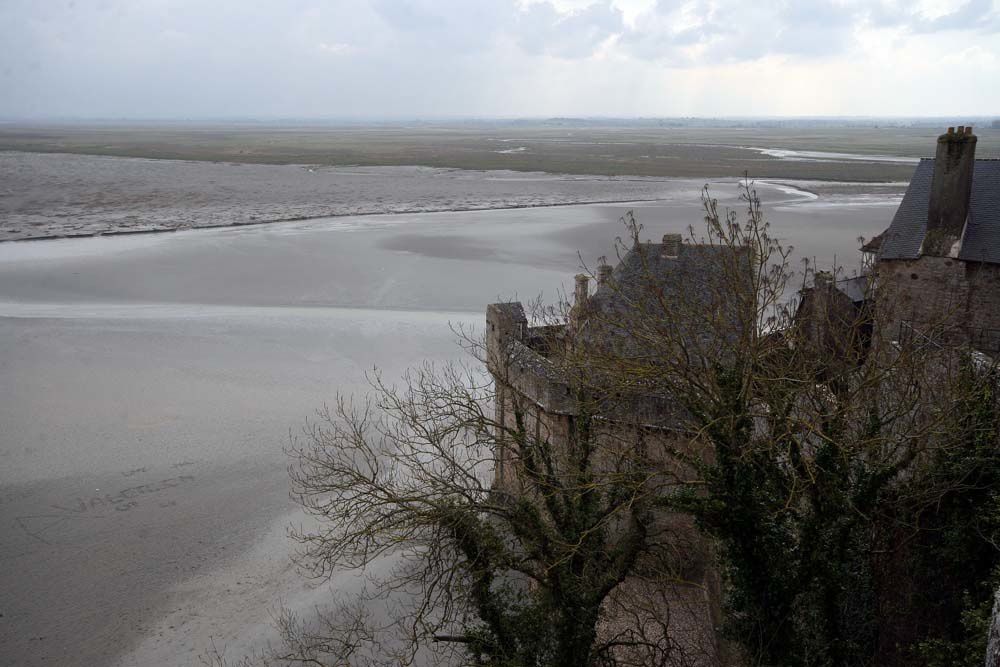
xmin=749 ymin=146 xmax=920 ymax=164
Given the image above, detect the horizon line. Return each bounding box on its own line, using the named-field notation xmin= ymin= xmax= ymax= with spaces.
xmin=2 ymin=114 xmax=998 ymax=125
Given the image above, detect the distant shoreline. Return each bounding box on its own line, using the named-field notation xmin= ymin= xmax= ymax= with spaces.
xmin=3 ymin=182 xmax=904 ymax=245
xmin=0 ymin=195 xmax=674 ymax=244
xmin=0 ymin=123 xmax=936 ymax=183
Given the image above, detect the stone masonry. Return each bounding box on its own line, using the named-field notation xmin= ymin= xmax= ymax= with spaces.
xmin=485 ymin=236 xmax=739 ymax=666
xmin=875 ymin=126 xmax=1000 ymax=353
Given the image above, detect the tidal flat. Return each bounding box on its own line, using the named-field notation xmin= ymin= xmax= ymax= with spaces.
xmin=0 ymin=151 xmax=714 ymax=242
xmin=0 ymin=175 xmax=899 ymax=666
xmin=0 ymin=131 xmax=912 ymax=666
xmin=5 ymin=123 xmax=974 ymax=242
xmin=8 ymin=123 xmax=998 ymax=181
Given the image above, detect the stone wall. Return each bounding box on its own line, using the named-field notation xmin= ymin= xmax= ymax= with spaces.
xmin=486 ymin=295 xmax=727 ymax=664
xmin=878 ymin=257 xmax=1000 ymax=352
xmin=490 ymin=383 xmax=723 ymax=665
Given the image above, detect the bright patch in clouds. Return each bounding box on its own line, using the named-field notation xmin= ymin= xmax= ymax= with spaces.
xmin=318 ymin=42 xmax=353 ymax=55
xmin=1 ymin=0 xmax=998 ymax=118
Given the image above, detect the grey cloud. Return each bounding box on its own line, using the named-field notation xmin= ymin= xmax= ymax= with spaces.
xmin=0 ymin=0 xmax=633 ymax=119
xmin=909 ymin=0 xmax=1000 ymax=33
xmin=621 ymin=0 xmax=999 ymax=65
xmin=368 ymin=0 xmax=512 ymax=52
xmin=865 ymin=0 xmax=999 ymax=32
xmin=1 ymin=0 xmax=997 ymax=119
xmin=369 ymin=0 xmax=624 ymax=59
xmin=515 ymin=1 xmax=624 ymax=58
xmin=621 ymin=0 xmax=862 ymax=63
xmin=297 ymin=0 xmax=623 ymax=58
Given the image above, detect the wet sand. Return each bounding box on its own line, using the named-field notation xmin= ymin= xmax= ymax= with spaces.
xmin=0 ymin=305 xmax=479 ymax=666
xmin=1 ymin=460 xmax=293 ymax=665
xmin=0 ymin=177 xmax=899 ymax=666
xmin=1 ymin=152 xmax=721 ymax=242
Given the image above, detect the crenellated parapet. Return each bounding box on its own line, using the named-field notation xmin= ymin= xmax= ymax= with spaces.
xmin=486 ymin=301 xmax=577 ymax=415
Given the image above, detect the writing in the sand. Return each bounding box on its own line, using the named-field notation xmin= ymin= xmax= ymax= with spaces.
xmin=50 ymin=475 xmax=196 ymax=514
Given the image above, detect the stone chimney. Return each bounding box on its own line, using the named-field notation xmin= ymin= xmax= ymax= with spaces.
xmin=924 ymin=125 xmax=977 ymax=256
xmin=662 ymin=233 xmax=682 ymax=258
xmin=597 ymin=263 xmax=613 ymax=285
xmin=574 ymin=274 xmax=590 ymax=308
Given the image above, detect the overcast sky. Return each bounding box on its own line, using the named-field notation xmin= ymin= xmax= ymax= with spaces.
xmin=2 ymin=0 xmax=998 ymax=119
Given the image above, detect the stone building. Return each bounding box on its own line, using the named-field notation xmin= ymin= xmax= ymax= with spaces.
xmin=481 ymin=125 xmax=996 ymax=666
xmin=486 ymin=234 xmax=742 ymax=491
xmin=871 ymin=126 xmax=1000 ymax=353
xmin=485 ymin=234 xmax=743 ymax=666
xmin=793 ymin=272 xmax=873 ymax=372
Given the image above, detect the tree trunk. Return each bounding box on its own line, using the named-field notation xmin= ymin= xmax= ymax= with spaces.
xmin=985 ymin=588 xmax=1000 ymax=667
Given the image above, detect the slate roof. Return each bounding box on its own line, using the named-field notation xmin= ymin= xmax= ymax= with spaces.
xmin=488 ymin=241 xmax=739 ymax=425
xmin=587 ymin=243 xmax=735 ymax=316
xmin=488 ymin=301 xmax=526 ymax=323
xmin=835 ymin=275 xmax=871 ymax=304
xmin=879 ymin=159 xmax=1000 ymax=264
xmin=578 ymin=241 xmax=743 ymax=356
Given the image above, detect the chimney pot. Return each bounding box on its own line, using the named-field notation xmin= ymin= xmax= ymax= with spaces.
xmin=958 ymin=125 xmax=965 ymax=135
xmin=948 ymin=126 xmax=955 ymax=135
xmin=662 ymin=233 xmax=682 ymax=257
xmin=965 ymin=125 xmax=973 ymax=135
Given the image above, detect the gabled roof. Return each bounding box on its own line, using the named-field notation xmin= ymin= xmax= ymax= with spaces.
xmin=590 ymin=242 xmax=734 ymax=308
xmin=578 ymin=241 xmax=743 ymax=356
xmin=879 ymin=159 xmax=1000 ymax=264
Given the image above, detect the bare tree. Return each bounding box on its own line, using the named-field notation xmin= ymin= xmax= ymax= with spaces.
xmin=580 ymin=184 xmax=1000 ymax=667
xmin=270 ymin=181 xmax=999 ymax=667
xmin=284 ymin=351 xmax=710 ymax=666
